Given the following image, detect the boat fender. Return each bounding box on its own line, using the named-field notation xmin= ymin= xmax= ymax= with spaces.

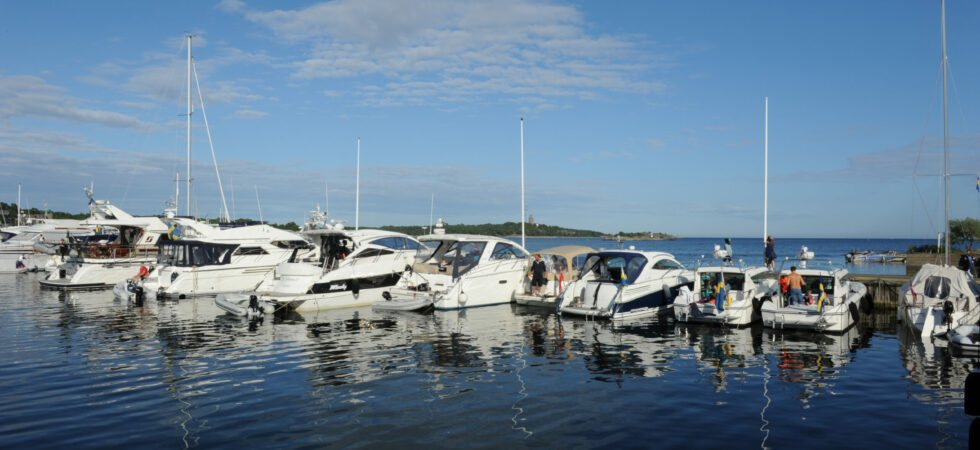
xmin=943 ymin=301 xmax=955 ymax=326
xmin=350 ymin=279 xmax=360 ymax=296
xmin=405 ymin=264 xmax=413 ymax=274
xmin=860 ymin=294 xmax=873 ymax=315
xmin=382 ymin=291 xmax=392 ymax=301
xmin=849 ymin=303 xmax=859 ymax=322
xmin=966 ymin=372 xmax=980 ymax=416
xmin=459 ymin=292 xmax=468 ymax=304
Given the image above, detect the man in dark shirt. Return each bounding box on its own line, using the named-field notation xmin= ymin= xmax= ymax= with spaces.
xmin=529 ymin=254 xmax=547 ymax=296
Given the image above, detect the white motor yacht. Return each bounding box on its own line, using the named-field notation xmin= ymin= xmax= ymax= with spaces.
xmin=513 ymin=245 xmax=595 ymax=308
xmin=141 ymin=218 xmax=315 ymax=299
xmin=217 ymin=227 xmax=422 ymax=313
xmin=40 ymin=196 xmax=169 ymax=289
xmin=376 ymin=234 xmax=530 ymax=311
xmin=898 ymin=263 xmax=980 ymax=338
xmin=673 ymin=249 xmax=780 ymax=327
xmin=557 ymin=249 xmax=693 ymax=320
xmin=0 ymin=219 xmax=93 ymax=273
xmin=760 ymin=249 xmax=870 ymax=333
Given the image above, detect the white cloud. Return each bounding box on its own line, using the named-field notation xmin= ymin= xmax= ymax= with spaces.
xmin=234 ymin=109 xmax=267 ymax=118
xmin=229 ymin=0 xmax=665 ymax=106
xmin=0 ymin=75 xmax=149 ymax=129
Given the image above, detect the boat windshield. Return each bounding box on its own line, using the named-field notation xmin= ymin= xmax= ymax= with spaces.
xmin=158 ymin=240 xmax=236 ymax=267
xmin=699 ymin=271 xmax=746 ymax=297
xmin=581 ymin=252 xmax=648 ymax=284
xmin=415 ymin=239 xmax=486 ymax=279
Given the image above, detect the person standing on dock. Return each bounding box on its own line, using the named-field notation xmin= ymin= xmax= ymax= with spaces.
xmin=765 ymin=236 xmax=776 ymax=271
xmin=529 ymin=254 xmax=546 ymax=297
xmin=787 ymin=266 xmax=805 ymax=306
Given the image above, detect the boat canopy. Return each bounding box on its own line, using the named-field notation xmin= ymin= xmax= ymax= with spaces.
xmin=530 ymin=245 xmax=596 ymax=277
xmin=907 ymin=264 xmax=980 ymax=305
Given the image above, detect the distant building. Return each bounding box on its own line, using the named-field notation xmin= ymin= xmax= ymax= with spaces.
xmin=528 ymin=214 xmax=535 ymax=225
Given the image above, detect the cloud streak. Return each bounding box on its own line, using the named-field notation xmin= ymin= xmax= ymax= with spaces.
xmin=0 ymin=75 xmax=149 ymax=129
xmin=230 ymin=0 xmax=666 ymax=106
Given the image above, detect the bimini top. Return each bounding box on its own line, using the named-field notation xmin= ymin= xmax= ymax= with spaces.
xmin=533 ymin=245 xmax=597 ymax=261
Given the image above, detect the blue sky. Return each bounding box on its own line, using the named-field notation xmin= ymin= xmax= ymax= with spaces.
xmin=2 ymin=1 xmax=979 ymax=238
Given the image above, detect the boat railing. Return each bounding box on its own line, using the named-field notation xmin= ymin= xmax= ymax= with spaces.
xmin=69 ymin=243 xmax=155 ymax=260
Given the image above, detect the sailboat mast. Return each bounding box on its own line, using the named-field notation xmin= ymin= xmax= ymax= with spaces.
xmin=941 ymin=0 xmax=950 ymax=266
xmin=355 ymin=137 xmax=360 ymax=231
xmin=764 ymin=97 xmax=768 ymax=245
xmin=17 ymin=183 xmax=21 ymax=227
xmin=520 ymin=118 xmax=526 ymax=249
xmin=186 ymin=34 xmax=192 ymax=217
xmin=429 ymin=193 xmax=434 ymax=235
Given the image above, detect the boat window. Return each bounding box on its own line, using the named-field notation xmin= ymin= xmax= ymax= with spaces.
xmin=372 ymin=237 xmax=404 ymax=249
xmin=653 ymin=258 xmax=684 ymax=270
xmin=403 ymin=239 xmax=421 ymax=250
xmin=699 ymin=272 xmax=746 ymax=298
xmin=234 ymin=246 xmax=268 ymax=256
xmin=448 ymin=241 xmax=486 ymax=279
xmin=924 ymin=276 xmax=951 ymax=299
xmin=158 ymin=241 xmax=235 ymax=267
xmin=583 ymin=253 xmax=648 ymax=284
xmin=355 ymin=248 xmax=394 ymax=259
xmin=802 ymin=276 xmax=835 ymax=296
xmin=273 ymin=240 xmax=311 ymax=249
xmin=491 ymin=242 xmax=526 ymax=260
xmin=571 ymin=254 xmax=589 ymax=272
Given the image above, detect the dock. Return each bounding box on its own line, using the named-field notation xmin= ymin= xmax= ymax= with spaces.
xmin=848 ymin=274 xmax=908 ymax=309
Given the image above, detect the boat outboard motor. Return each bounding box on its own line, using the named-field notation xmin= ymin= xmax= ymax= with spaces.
xmin=133 ymin=286 xmax=145 ymax=306
xmin=247 ymin=295 xmax=263 ymax=318
xmin=943 ymin=300 xmax=955 ymax=330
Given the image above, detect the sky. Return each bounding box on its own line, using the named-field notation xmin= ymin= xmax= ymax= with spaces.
xmin=2 ymin=0 xmax=980 ymax=239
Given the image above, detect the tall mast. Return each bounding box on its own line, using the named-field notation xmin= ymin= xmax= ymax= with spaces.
xmin=16 ymin=183 xmax=21 ymax=227
xmin=429 ymin=193 xmax=434 ymax=235
xmin=520 ymin=118 xmax=526 ymax=249
xmin=355 ymin=137 xmax=360 ymax=230
xmin=764 ymin=97 xmax=768 ymax=245
xmin=941 ymin=0 xmax=950 ymax=266
xmin=186 ymin=34 xmax=193 ymax=217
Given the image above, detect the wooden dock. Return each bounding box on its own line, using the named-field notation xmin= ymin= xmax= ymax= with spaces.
xmin=848 ymin=273 xmax=908 ymax=309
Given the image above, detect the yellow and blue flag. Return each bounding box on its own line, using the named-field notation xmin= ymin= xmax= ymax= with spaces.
xmin=976 ymin=176 xmax=979 ymax=192
xmin=167 ymin=224 xmax=181 ymax=241
xmin=816 ymin=278 xmax=827 ymax=312
xmin=620 ymin=269 xmax=628 ymax=286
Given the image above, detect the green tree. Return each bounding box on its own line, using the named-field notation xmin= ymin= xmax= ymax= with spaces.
xmin=950 ymin=217 xmax=980 ymax=250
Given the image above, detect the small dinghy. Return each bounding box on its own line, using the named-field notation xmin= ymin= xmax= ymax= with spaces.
xmin=373 ymin=291 xmax=433 ymax=312
xmin=215 ymin=294 xmax=275 ymax=318
xmin=112 ymin=279 xmax=152 ymax=303
xmin=949 ymin=324 xmax=980 ymax=355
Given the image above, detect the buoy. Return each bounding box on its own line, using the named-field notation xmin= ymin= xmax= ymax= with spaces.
xmin=966 ymin=372 xmax=980 ymax=416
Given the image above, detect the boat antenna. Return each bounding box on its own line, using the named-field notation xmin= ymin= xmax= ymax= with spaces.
xmin=255 ymin=185 xmax=264 ymax=224
xmin=941 ymin=0 xmax=950 ymax=266
xmin=16 ymin=183 xmax=21 ymax=227
xmin=429 ymin=193 xmax=435 ymax=235
xmin=192 ymin=59 xmax=230 ymax=222
xmin=355 ymin=137 xmax=360 ymax=231
xmin=520 ymin=118 xmax=526 ymax=249
xmin=186 ymin=34 xmax=193 ymax=217
xmin=325 ymin=180 xmax=329 ymax=214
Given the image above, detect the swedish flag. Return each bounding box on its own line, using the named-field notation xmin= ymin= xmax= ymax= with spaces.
xmin=816 ymin=278 xmax=827 ymax=312
xmin=976 ymin=176 xmax=979 ymax=192
xmin=167 ymin=224 xmax=180 ymax=241
xmin=620 ymin=269 xmax=628 ymax=286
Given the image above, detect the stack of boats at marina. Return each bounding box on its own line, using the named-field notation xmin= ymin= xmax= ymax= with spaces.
xmin=0 ymin=217 xmax=94 ymax=273
xmin=215 ymin=208 xmax=423 ymax=316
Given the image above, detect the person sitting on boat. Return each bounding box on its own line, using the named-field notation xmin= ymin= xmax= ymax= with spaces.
xmin=765 ymin=236 xmax=776 ymax=271
xmin=787 ymin=266 xmax=805 ymax=306
xmin=529 ymin=254 xmax=547 ymax=297
xmin=15 ymin=254 xmax=25 ymax=269
xmin=131 ymin=265 xmax=151 ymax=282
xmin=724 ymin=238 xmax=734 ymax=265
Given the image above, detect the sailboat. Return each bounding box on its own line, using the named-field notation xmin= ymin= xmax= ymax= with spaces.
xmin=899 ymin=0 xmax=980 ymax=339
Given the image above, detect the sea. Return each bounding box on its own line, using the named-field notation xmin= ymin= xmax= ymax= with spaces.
xmin=1 ymin=236 xmax=976 ymax=449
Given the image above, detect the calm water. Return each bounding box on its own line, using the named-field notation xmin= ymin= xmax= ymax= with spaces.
xmin=2 ymin=237 xmax=976 ymax=449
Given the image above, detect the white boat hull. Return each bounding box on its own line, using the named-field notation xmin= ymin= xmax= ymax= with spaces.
xmin=761 ymin=284 xmax=867 ymax=333
xmin=40 ymin=258 xmax=153 ymax=290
